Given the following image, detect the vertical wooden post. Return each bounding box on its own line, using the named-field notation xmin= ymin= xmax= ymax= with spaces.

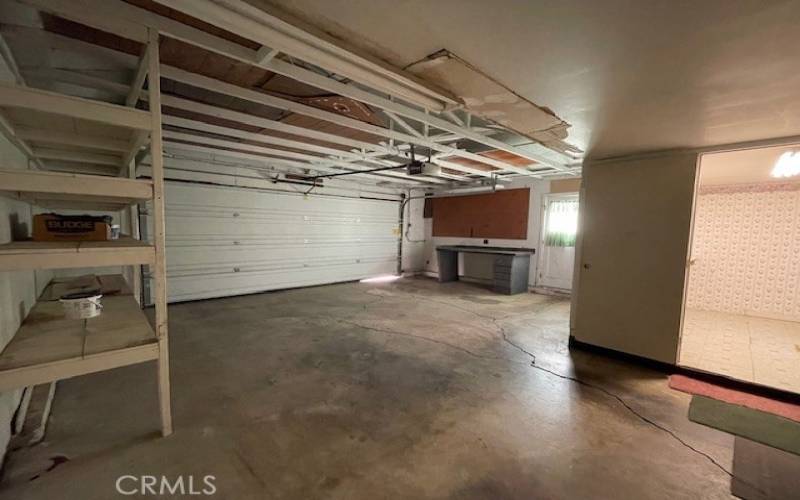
xmin=147 ymin=27 xmax=172 ymax=437
xmin=128 ymin=158 xmax=142 ymax=306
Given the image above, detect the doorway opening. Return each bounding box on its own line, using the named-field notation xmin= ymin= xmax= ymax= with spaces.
xmin=536 ymin=193 xmax=579 ymax=292
xmin=679 ymin=144 xmax=800 ymax=394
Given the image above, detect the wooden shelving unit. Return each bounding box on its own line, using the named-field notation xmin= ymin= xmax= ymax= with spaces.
xmin=0 ymin=28 xmax=172 ymax=436
xmin=0 ymin=239 xmax=155 ymax=271
xmin=0 ymin=282 xmax=159 ymax=392
xmin=0 ymin=169 xmax=154 ymax=210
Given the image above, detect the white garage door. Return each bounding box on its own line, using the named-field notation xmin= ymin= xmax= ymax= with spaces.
xmin=147 ymin=182 xmax=400 ymax=303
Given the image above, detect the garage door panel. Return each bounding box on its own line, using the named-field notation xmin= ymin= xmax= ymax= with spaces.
xmin=148 ymin=183 xmax=400 ymax=303
xmin=164 ymin=218 xmax=394 ymax=238
xmin=167 ymin=261 xmax=396 ymax=302
xmin=165 ymin=245 xmax=380 ymax=270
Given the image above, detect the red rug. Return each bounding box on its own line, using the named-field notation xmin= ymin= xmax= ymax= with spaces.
xmin=669 ymin=374 xmax=800 ymax=423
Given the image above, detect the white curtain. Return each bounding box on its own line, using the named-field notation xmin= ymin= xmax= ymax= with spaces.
xmin=545 ymin=199 xmax=579 ymax=247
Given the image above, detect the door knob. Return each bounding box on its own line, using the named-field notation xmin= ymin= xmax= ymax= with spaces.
xmin=583 ymin=263 xmax=591 ymax=269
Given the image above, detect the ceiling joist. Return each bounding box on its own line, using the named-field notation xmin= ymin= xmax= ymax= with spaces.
xmin=21 ymin=0 xmax=575 ymax=177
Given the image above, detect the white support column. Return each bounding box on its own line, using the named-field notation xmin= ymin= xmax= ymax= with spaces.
xmin=146 ymin=28 xmax=172 ymax=437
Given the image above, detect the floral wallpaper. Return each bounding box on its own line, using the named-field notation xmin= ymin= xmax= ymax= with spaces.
xmin=686 ymin=182 xmax=800 ymax=320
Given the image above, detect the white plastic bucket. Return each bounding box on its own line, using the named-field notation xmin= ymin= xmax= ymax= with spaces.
xmin=59 ymin=294 xmax=103 ymax=320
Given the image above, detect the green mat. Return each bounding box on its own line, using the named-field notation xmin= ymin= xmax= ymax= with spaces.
xmin=689 ymin=396 xmax=800 ymax=456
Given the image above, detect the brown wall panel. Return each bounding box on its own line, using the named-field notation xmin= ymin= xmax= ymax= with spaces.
xmin=432 ymin=188 xmax=529 ymax=239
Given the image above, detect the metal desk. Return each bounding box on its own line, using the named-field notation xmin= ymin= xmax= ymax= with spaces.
xmin=435 ymin=245 xmax=535 ymax=295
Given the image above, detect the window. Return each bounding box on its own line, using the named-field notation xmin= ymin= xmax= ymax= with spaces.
xmin=544 ymin=198 xmax=579 ymax=247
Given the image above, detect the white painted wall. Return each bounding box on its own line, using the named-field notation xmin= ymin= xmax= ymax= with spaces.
xmin=406 ymin=178 xmax=552 ymax=288
xmin=0 ymin=134 xmax=39 ymax=465
xmin=400 ymin=194 xmax=426 ymax=274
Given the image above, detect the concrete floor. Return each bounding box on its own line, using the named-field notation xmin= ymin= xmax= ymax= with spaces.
xmin=0 ymin=277 xmax=735 ymax=499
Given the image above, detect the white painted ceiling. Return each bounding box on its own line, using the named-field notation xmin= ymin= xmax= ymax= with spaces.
xmin=251 ymin=0 xmax=800 ymax=160
xmin=700 ymin=143 xmax=800 ymax=185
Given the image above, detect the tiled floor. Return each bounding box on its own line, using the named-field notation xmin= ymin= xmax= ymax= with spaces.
xmin=680 ymin=308 xmax=800 ymax=394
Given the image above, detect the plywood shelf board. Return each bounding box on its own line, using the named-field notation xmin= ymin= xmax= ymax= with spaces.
xmin=0 ymin=169 xmax=153 ymax=201
xmin=0 ymin=238 xmax=155 ymax=271
xmin=0 ymin=293 xmax=158 ymax=392
xmin=0 ymin=81 xmax=152 ymax=131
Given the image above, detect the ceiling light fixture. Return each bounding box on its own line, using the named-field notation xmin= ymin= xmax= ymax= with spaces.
xmin=771 ymin=151 xmax=800 ymax=178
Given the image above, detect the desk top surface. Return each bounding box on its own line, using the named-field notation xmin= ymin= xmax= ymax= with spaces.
xmin=436 ymin=245 xmax=535 ymax=256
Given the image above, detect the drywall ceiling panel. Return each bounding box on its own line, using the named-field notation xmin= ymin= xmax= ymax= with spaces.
xmin=405 ymin=51 xmax=570 ymax=141
xmin=259 ymin=0 xmax=800 ymax=158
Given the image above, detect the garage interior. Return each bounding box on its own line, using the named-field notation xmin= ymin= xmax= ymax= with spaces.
xmin=0 ymin=1 xmax=798 ymax=499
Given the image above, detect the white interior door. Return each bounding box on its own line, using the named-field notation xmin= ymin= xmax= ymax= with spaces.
xmin=537 ymin=193 xmax=579 ymax=290
xmin=147 ymin=182 xmax=400 ymax=303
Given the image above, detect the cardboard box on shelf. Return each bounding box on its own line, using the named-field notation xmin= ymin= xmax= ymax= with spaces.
xmin=33 ymin=214 xmax=113 ymax=242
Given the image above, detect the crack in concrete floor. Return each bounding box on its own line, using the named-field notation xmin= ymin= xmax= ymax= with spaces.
xmin=344 ymin=285 xmax=734 ymax=479
xmin=1 ymin=278 xmax=738 ymax=499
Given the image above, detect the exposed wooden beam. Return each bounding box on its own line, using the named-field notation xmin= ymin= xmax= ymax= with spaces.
xmin=0 ymin=82 xmax=151 ymax=130
xmin=23 ymin=68 xmax=130 ymax=96
xmin=126 ymin=43 xmax=152 ymax=107
xmin=163 ymin=115 xmax=371 ymax=162
xmin=159 ymin=66 xmax=531 ymax=175
xmin=161 ymin=115 xmax=456 ymax=179
xmin=16 ymin=127 xmax=129 ymax=152
xmin=158 ymin=94 xmax=390 ymax=154
xmin=32 ymin=147 xmax=121 ymax=166
xmin=160 ymin=143 xmax=439 ymax=187
xmin=163 ymin=111 xmax=491 ymax=180
xmin=0 ymin=113 xmax=45 ymax=169
xmin=156 ymin=0 xmax=456 ymax=110
xmin=383 ymin=110 xmax=422 ymax=138
xmin=256 ymin=46 xmax=279 ymax=64
xmin=39 ymin=160 xmax=119 ymax=176
xmin=162 ymin=130 xmax=450 ymax=184
xmin=163 ymin=142 xmax=357 ymax=175
xmin=145 ymin=26 xmax=173 ymax=438
xmin=0 ymin=168 xmax=152 ymax=199
xmin=23 ymin=0 xmax=572 ymax=173
xmin=119 ymin=130 xmax=149 ymax=175
xmin=0 ymin=31 xmax=46 ymax=169
xmin=443 ymin=110 xmax=466 ymax=127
